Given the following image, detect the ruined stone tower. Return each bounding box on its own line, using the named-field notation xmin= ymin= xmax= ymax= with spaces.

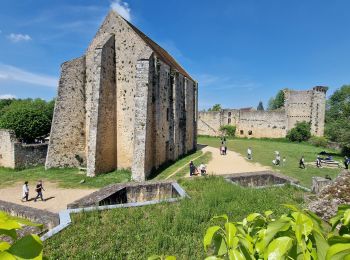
xmin=45 ymin=11 xmax=198 ymax=181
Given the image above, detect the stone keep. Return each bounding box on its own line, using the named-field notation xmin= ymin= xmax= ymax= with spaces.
xmin=198 ymin=86 xmax=327 ymax=138
xmin=45 ymin=11 xmax=198 ymax=181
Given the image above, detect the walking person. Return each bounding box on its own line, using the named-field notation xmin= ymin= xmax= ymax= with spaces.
xmin=224 ymin=146 xmax=227 ymax=155
xmin=344 ymin=156 xmax=349 ymax=170
xmin=189 ymin=161 xmax=196 ymax=176
xmin=275 ymin=153 xmax=281 ymax=166
xmin=247 ymin=147 xmax=252 ymax=160
xmin=299 ymin=156 xmax=306 ymax=169
xmin=34 ymin=180 xmax=45 ymax=202
xmin=21 ymin=181 xmax=29 ymax=202
xmin=316 ymin=156 xmax=322 ymax=168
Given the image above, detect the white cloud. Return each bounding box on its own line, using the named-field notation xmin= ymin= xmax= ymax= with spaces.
xmin=7 ymin=33 xmax=32 ymax=43
xmin=0 ymin=64 xmax=58 ymax=88
xmin=110 ymin=0 xmax=131 ymax=21
xmin=0 ymin=94 xmax=16 ymax=99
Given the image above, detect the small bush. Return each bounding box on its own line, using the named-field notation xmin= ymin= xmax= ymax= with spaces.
xmin=286 ymin=121 xmax=311 ymax=142
xmin=309 ymin=136 xmax=328 ymax=147
xmin=219 ymin=125 xmax=236 ymax=137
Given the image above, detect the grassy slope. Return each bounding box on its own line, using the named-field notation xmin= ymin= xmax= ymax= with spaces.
xmin=44 ymin=177 xmax=305 ymax=259
xmin=198 ymin=136 xmax=342 ymax=187
xmin=0 ymin=167 xmax=131 ymax=189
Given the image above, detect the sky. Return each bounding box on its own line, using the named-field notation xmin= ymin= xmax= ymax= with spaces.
xmin=0 ymin=0 xmax=350 ymax=110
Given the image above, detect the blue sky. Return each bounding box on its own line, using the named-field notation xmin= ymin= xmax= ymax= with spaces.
xmin=0 ymin=0 xmax=349 ymax=110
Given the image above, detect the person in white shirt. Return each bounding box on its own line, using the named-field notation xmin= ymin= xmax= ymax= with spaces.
xmin=21 ymin=181 xmax=29 ymax=202
xmin=247 ymin=147 xmax=252 ymax=160
xmin=199 ymin=163 xmax=207 ymax=175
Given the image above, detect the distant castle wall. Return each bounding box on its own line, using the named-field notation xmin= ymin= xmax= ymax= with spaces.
xmin=0 ymin=129 xmax=47 ymax=169
xmin=198 ymin=86 xmax=327 ymax=138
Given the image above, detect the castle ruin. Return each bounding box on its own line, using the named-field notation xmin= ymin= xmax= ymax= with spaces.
xmin=198 ymin=86 xmax=327 ymax=138
xmin=45 ymin=11 xmax=198 ymax=181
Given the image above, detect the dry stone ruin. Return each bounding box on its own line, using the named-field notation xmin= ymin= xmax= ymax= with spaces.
xmin=46 ymin=11 xmax=198 ymax=181
xmin=198 ymin=86 xmax=327 ymax=138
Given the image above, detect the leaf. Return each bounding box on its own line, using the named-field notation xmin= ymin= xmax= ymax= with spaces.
xmin=0 ymin=219 xmax=21 ymax=231
xmin=0 ymin=242 xmax=11 ymax=251
xmin=326 ymin=243 xmax=350 ymax=260
xmin=344 ymin=209 xmax=350 ymax=226
xmin=9 ymin=234 xmax=43 ymax=259
xmin=265 ymin=211 xmax=273 ymax=218
xmin=246 ymin=213 xmax=261 ymax=222
xmin=257 ymin=218 xmax=291 ymax=251
xmin=0 ymin=229 xmax=17 ymax=240
xmin=225 ymin=222 xmax=237 ymax=248
xmin=165 ymin=256 xmax=176 ymax=260
xmin=330 ymin=214 xmax=343 ymax=231
xmin=228 ymin=248 xmax=245 ymax=260
xmin=312 ymin=230 xmax=329 ymax=260
xmin=213 ymin=234 xmax=227 ymax=256
xmin=204 ymin=226 xmax=221 ymax=251
xmin=265 ymin=237 xmax=293 ymax=260
xmin=0 ymin=251 xmax=16 ymax=260
xmin=283 ymin=204 xmax=300 ymax=212
xmin=204 ymin=257 xmax=223 ymax=260
xmin=328 ymin=235 xmax=350 ymax=245
xmin=211 ymin=215 xmax=228 ymax=222
xmin=147 ymin=256 xmax=160 ymax=260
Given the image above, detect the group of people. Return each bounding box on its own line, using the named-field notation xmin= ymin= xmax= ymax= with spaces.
xmin=189 ymin=161 xmax=207 ymax=176
xmin=21 ymin=180 xmax=45 ymax=202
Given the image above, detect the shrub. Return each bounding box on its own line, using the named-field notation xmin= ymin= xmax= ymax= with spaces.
xmin=309 ymin=136 xmax=328 ymax=147
xmin=220 ymin=125 xmax=236 ymax=137
xmin=286 ymin=121 xmax=311 ymax=142
xmin=204 ymin=205 xmax=350 ymax=260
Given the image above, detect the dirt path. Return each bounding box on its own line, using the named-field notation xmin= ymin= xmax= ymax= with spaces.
xmin=0 ymin=182 xmax=97 ymax=213
xmin=187 ymin=146 xmax=271 ymax=176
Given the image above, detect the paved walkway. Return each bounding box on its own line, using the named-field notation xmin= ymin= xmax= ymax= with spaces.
xmin=187 ymin=146 xmax=271 ymax=177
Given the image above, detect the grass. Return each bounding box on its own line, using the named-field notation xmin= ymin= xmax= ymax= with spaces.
xmin=198 ymin=136 xmax=342 ymax=187
xmin=44 ymin=177 xmax=305 ymax=259
xmin=0 ymin=166 xmax=131 ymax=189
xmin=153 ymin=151 xmax=212 ymax=180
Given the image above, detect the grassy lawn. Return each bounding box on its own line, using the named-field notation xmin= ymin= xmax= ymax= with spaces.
xmin=44 ymin=177 xmax=305 ymax=259
xmin=198 ymin=136 xmax=342 ymax=187
xmin=0 ymin=167 xmax=131 ymax=189
xmin=153 ymin=150 xmax=212 ymax=180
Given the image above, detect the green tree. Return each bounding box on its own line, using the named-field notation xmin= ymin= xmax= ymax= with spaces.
xmin=287 ymin=121 xmax=311 ymax=142
xmin=0 ymin=99 xmax=14 ymax=113
xmin=208 ymin=104 xmax=222 ymax=112
xmin=268 ymin=90 xmax=285 ymax=110
xmin=0 ymin=99 xmax=54 ymax=143
xmin=257 ymin=101 xmax=264 ymax=111
xmin=220 ymin=125 xmax=236 ymax=137
xmin=325 ymin=85 xmax=350 ymax=154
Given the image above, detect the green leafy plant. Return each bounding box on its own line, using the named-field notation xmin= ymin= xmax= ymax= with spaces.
xmin=287 ymin=121 xmax=311 ymax=142
xmin=327 ymin=205 xmax=350 ymax=259
xmin=203 ymin=204 xmax=350 ymax=259
xmin=148 ymin=255 xmax=176 ymax=260
xmin=220 ymin=125 xmax=236 ymax=137
xmin=0 ymin=211 xmax=43 ymax=259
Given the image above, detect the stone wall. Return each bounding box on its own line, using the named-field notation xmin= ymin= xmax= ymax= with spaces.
xmin=0 ymin=129 xmax=47 ymax=169
xmin=47 ymin=10 xmax=197 ymax=181
xmin=0 ymin=129 xmax=16 ymax=168
xmin=237 ymin=110 xmax=286 ymax=138
xmin=45 ymin=57 xmax=86 ymax=168
xmin=198 ymin=86 xmax=327 ymax=138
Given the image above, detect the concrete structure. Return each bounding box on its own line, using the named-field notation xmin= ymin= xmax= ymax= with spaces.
xmin=0 ymin=129 xmax=48 ymax=169
xmin=46 ymin=10 xmax=198 ymax=181
xmin=198 ymin=87 xmax=327 ymax=138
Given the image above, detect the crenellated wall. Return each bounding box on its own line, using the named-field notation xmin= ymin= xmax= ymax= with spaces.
xmin=198 ymin=86 xmax=327 ymax=138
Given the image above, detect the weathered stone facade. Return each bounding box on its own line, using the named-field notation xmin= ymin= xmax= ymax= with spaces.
xmin=0 ymin=129 xmax=48 ymax=169
xmin=46 ymin=11 xmax=198 ymax=181
xmin=198 ymin=86 xmax=327 ymax=138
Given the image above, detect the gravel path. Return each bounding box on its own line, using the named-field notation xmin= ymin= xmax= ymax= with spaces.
xmin=0 ymin=182 xmax=97 ymax=213
xmin=190 ymin=146 xmax=271 ymax=176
